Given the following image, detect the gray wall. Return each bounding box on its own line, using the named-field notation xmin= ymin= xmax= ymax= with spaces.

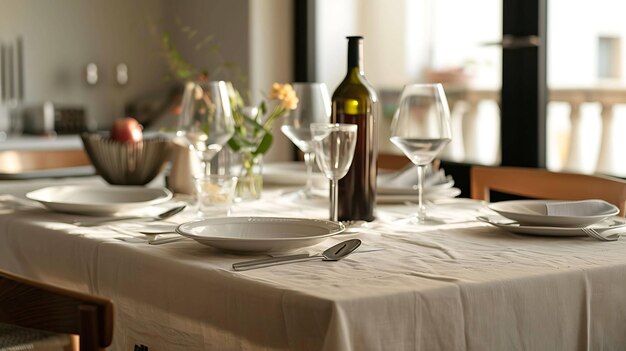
xmin=0 ymin=0 xmax=250 ymax=129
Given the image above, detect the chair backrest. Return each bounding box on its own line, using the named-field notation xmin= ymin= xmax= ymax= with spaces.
xmin=0 ymin=270 xmax=113 ymax=351
xmin=470 ymin=166 xmax=626 ymax=216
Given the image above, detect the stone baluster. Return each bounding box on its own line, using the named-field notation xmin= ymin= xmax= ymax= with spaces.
xmin=595 ymin=102 xmax=615 ymax=174
xmin=461 ymin=97 xmax=480 ymax=163
xmin=564 ymin=101 xmax=583 ymax=173
xmin=439 ymin=99 xmax=466 ymax=162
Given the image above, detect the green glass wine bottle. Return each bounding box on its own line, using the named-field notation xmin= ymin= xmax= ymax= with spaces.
xmin=331 ymin=36 xmax=378 ymax=222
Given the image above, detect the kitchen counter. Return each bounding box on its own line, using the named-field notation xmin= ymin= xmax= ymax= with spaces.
xmin=0 ymin=134 xmax=83 ymax=151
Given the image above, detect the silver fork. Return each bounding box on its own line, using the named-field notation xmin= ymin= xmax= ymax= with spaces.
xmin=581 ymin=227 xmax=622 ymax=242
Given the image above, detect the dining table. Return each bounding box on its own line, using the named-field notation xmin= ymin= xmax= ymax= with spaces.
xmin=1 ymin=173 xmax=626 ymax=351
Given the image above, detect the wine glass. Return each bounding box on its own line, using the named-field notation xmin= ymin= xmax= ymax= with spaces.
xmin=311 ymin=123 xmax=358 ymax=222
xmin=390 ymin=83 xmax=452 ymax=224
xmin=177 ymin=80 xmax=235 ymax=176
xmin=280 ymin=82 xmax=331 ymax=198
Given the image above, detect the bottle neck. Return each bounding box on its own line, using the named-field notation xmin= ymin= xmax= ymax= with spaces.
xmin=347 ymin=38 xmax=363 ymax=75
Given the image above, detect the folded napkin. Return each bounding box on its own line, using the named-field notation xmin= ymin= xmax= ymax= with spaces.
xmin=545 ymin=199 xmax=616 ymax=217
xmin=377 ymin=165 xmax=459 ymax=202
xmin=377 ymin=164 xmax=446 ymax=189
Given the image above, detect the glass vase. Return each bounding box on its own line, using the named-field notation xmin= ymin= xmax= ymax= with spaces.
xmin=236 ymin=151 xmax=263 ymax=201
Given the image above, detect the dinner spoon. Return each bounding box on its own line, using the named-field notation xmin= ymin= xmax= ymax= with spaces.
xmin=73 ymin=205 xmax=186 ymax=226
xmin=232 ymin=239 xmax=361 ymax=271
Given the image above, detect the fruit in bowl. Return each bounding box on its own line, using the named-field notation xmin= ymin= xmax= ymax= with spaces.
xmin=110 ymin=117 xmax=143 ymax=143
xmin=81 ymin=119 xmax=172 ymax=185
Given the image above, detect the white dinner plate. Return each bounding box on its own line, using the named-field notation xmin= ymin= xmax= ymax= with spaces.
xmin=176 ymin=217 xmax=345 ymax=253
xmin=478 ymin=215 xmax=626 ymax=237
xmin=488 ymin=200 xmax=619 ymax=227
xmin=26 ymin=185 xmax=172 ymax=215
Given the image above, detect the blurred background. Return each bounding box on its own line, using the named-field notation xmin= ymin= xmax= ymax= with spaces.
xmin=2 ymin=0 xmax=626 ymax=177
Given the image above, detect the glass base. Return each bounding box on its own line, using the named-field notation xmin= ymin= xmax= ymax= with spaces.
xmin=393 ymin=215 xmax=449 ymax=226
xmin=281 ymin=187 xmax=324 ymax=200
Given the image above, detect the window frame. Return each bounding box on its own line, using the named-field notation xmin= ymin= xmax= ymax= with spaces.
xmin=292 ymin=0 xmax=548 ymax=195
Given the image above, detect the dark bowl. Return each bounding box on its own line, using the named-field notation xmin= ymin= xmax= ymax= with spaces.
xmin=81 ymin=133 xmax=173 ymax=185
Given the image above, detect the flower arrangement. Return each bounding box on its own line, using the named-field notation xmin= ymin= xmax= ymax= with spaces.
xmin=156 ymin=22 xmax=299 ymax=199
xmin=227 ymin=83 xmax=299 ymax=156
xmin=227 ymin=83 xmax=299 ymax=199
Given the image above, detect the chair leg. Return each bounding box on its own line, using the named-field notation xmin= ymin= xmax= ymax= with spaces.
xmin=64 ymin=335 xmax=80 ymax=351
xmin=79 ymin=305 xmax=101 ymax=351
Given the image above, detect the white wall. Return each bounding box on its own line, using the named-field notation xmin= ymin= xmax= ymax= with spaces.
xmin=0 ymin=0 xmax=170 ymax=128
xmin=315 ymin=0 xmax=358 ymax=92
xmin=163 ymin=0 xmax=250 ymax=93
xmin=548 ymin=0 xmax=626 ymax=87
xmin=249 ymin=0 xmax=293 ymax=162
xmin=0 ymin=0 xmax=252 ymax=130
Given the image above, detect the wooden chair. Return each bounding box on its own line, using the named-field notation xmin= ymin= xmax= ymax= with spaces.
xmin=470 ymin=166 xmax=626 ymax=216
xmin=0 ymin=270 xmax=113 ymax=351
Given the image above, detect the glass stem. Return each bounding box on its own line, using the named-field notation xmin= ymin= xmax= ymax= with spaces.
xmin=303 ymin=152 xmax=315 ymax=196
xmin=203 ymin=160 xmax=211 ymax=176
xmin=197 ymin=150 xmax=212 ymax=176
xmin=330 ymin=179 xmax=338 ymax=222
xmin=416 ymin=165 xmax=426 ymax=222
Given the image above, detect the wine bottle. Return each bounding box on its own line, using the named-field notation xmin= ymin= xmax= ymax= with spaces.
xmin=331 ymin=36 xmax=378 ymax=222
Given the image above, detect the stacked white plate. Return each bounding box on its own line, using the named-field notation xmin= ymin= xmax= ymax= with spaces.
xmin=479 ymin=199 xmax=624 ymax=237
xmin=26 ymin=185 xmax=172 ymax=215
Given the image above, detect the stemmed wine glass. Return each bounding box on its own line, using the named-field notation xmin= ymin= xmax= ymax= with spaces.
xmin=280 ymin=82 xmax=331 ymax=198
xmin=177 ymin=80 xmax=235 ymax=176
xmin=311 ymin=123 xmax=358 ymax=222
xmin=390 ymin=83 xmax=452 ymax=224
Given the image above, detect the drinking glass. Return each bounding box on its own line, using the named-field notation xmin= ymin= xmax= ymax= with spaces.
xmin=390 ymin=83 xmax=452 ymax=223
xmin=177 ymin=80 xmax=235 ymax=176
xmin=311 ymin=123 xmax=358 ymax=222
xmin=280 ymin=82 xmax=331 ymax=198
xmin=194 ymin=174 xmax=238 ymax=217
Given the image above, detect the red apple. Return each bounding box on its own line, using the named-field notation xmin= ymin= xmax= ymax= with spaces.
xmin=110 ymin=117 xmax=143 ymax=143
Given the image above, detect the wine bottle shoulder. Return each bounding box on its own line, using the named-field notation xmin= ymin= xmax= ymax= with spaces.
xmin=332 ymin=75 xmax=379 ymax=103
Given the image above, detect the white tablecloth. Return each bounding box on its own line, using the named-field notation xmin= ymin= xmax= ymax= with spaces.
xmin=1 ymin=177 xmax=626 ymax=350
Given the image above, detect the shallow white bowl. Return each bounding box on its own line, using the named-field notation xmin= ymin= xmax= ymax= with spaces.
xmin=176 ymin=217 xmax=345 ymax=253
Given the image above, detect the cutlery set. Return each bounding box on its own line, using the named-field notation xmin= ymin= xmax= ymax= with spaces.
xmin=71 ymin=205 xmax=187 ymax=245
xmin=72 ymin=205 xmax=368 ymax=266
xmin=232 ymin=239 xmax=361 ymax=271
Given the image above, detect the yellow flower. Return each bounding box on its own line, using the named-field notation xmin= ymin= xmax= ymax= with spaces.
xmin=269 ymin=83 xmax=299 ymax=110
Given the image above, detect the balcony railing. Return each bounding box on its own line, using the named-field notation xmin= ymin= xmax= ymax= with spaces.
xmin=381 ymin=86 xmax=626 ymax=177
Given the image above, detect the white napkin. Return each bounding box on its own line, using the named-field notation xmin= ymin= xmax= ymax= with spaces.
xmin=545 ymin=199 xmax=615 ymax=217
xmin=377 ymin=165 xmax=447 ymax=189
xmin=377 ymin=165 xmax=459 ymax=202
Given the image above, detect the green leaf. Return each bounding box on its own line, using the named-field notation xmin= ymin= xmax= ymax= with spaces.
xmin=253 ymin=133 xmax=273 ymax=156
xmin=242 ymin=114 xmax=264 ymax=131
xmin=258 ymin=101 xmax=267 ymax=116
xmin=227 ymin=137 xmax=241 ymax=152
